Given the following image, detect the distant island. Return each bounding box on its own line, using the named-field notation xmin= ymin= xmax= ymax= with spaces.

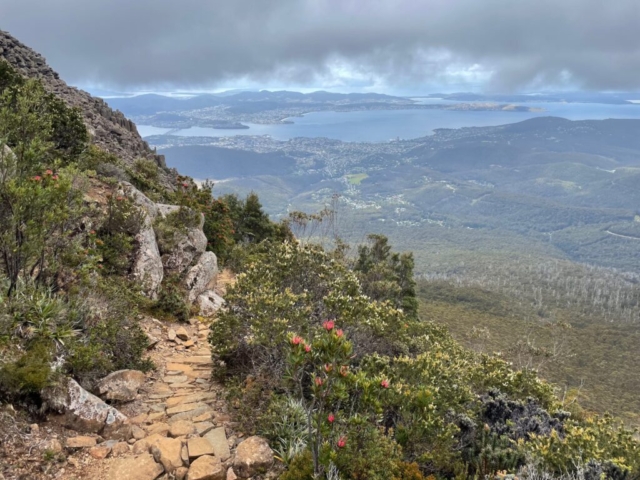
xmin=105 ymin=90 xmax=545 ymax=129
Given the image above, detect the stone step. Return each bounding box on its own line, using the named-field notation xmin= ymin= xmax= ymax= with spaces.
xmin=166 ymin=402 xmax=209 ymax=416
xmin=168 ymin=406 xmax=211 ymax=423
xmin=166 ymin=392 xmax=216 ymax=408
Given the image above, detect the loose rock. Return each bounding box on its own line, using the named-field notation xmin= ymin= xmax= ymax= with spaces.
xmin=106 ymin=453 xmax=164 ymax=480
xmin=175 ymin=326 xmax=189 ymax=341
xmin=151 ymin=437 xmax=184 ymax=473
xmin=232 ymin=436 xmax=274 ymax=478
xmin=187 ymin=455 xmax=224 ymax=480
xmin=187 ymin=437 xmax=214 ymax=459
xmin=98 ymin=369 xmax=147 ymax=402
xmin=66 ymin=436 xmax=97 ymax=448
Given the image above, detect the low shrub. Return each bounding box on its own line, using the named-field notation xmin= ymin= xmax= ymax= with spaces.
xmin=154 ymin=276 xmax=189 ymax=322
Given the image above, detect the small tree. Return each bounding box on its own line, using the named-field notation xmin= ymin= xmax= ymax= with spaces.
xmin=354 ymin=234 xmax=418 ymax=319
xmin=0 ymin=80 xmax=85 ymax=295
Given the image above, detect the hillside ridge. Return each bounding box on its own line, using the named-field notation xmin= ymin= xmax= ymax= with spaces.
xmin=0 ymin=30 xmax=168 ymax=173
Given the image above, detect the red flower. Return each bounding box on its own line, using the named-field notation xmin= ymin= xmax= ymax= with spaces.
xmin=51 ymin=175 xmax=59 ymax=181
xmin=304 ymin=344 xmax=311 ymax=353
xmin=32 ymin=175 xmax=42 ymax=182
xmin=315 ymin=377 xmax=323 ymax=387
xmin=335 ymin=329 xmax=344 ymax=338
xmin=45 ymin=169 xmax=53 ymax=176
xmin=291 ymin=335 xmax=303 ymax=346
xmin=182 ymin=182 xmax=189 ymax=187
xmin=324 ymin=363 xmax=333 ymax=373
xmin=381 ymin=379 xmax=390 ymax=389
xmin=323 ymin=320 xmax=335 ymax=331
xmin=337 ymin=437 xmax=347 ymax=448
xmin=327 ymin=413 xmax=335 ymax=424
xmin=340 ymin=366 xmax=349 ymax=377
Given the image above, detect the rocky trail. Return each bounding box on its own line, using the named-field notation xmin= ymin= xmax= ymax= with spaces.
xmin=0 ymin=271 xmax=277 ymax=480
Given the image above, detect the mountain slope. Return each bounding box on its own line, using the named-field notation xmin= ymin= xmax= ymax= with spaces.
xmin=0 ymin=30 xmax=169 ymax=175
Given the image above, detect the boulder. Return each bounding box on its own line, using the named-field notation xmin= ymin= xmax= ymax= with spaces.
xmin=184 ymin=252 xmax=218 ymax=304
xmin=232 ymin=436 xmax=274 ymax=478
xmin=150 ymin=437 xmax=184 ymax=473
xmin=188 ymin=455 xmax=224 ymax=480
xmin=195 ymin=290 xmax=224 ymax=317
xmin=97 ymin=369 xmax=147 ymax=402
xmin=43 ymin=378 xmax=129 ymax=438
xmin=106 ymin=453 xmax=164 ymax=480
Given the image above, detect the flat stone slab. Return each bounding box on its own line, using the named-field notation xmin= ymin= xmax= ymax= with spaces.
xmin=167 ymin=402 xmax=208 ymax=415
xmin=106 ymin=453 xmax=164 ymax=480
xmin=188 ymin=437 xmax=215 ymax=458
xmin=166 ymin=392 xmax=216 ymax=408
xmin=149 ymin=392 xmax=174 ymax=399
xmin=204 ymin=427 xmax=231 ymax=461
xmin=188 ymin=455 xmax=224 ymax=480
xmin=66 ymin=436 xmax=97 ymax=448
xmin=168 ymin=406 xmax=211 ymax=423
xmin=163 ymin=375 xmax=189 ymax=384
xmin=166 ymin=356 xmax=212 ymax=365
xmin=194 ymin=421 xmax=215 ymax=436
xmin=169 ymin=420 xmax=196 ymax=437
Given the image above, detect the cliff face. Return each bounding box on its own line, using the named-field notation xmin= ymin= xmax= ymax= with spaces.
xmin=0 ymin=30 xmax=168 ymax=171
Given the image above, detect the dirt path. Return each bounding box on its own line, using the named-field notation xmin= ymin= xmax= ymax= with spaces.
xmin=75 ymin=272 xmax=239 ymax=480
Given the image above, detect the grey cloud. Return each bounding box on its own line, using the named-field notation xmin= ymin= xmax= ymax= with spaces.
xmin=1 ymin=0 xmax=640 ymax=91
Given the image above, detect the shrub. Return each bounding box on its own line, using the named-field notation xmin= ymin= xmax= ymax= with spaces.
xmin=95 ymin=194 xmax=144 ymax=275
xmin=209 ymin=241 xmax=406 ymax=380
xmin=64 ymin=277 xmax=153 ymax=388
xmin=154 ymin=207 xmax=201 ymax=255
xmin=0 ymin=343 xmax=55 ymax=401
xmin=154 ymin=276 xmax=189 ymax=322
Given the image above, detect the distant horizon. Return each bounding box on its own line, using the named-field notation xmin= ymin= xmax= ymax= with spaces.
xmin=86 ymin=86 xmax=640 ymax=101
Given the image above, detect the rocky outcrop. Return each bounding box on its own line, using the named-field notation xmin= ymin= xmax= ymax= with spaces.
xmin=42 ymin=378 xmax=130 ymax=439
xmin=156 ymin=204 xmax=208 ymax=275
xmin=232 ymin=436 xmax=274 ymax=478
xmin=120 ymin=182 xmax=165 ymax=298
xmin=184 ymin=252 xmax=218 ymax=303
xmin=132 ymin=223 xmax=164 ymax=299
xmin=97 ymin=369 xmax=147 ymax=402
xmin=0 ymin=30 xmax=171 ymax=182
xmin=195 ymin=290 xmax=225 ymax=317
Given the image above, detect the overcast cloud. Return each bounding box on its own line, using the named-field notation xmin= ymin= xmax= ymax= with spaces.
xmin=2 ymin=0 xmax=640 ymax=92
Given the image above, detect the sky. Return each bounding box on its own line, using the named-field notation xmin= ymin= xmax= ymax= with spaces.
xmin=2 ymin=0 xmax=640 ymax=94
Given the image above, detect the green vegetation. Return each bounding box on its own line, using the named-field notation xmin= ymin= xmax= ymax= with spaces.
xmin=0 ymin=62 xmax=154 ymax=401
xmin=210 ymin=238 xmax=640 ymax=478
